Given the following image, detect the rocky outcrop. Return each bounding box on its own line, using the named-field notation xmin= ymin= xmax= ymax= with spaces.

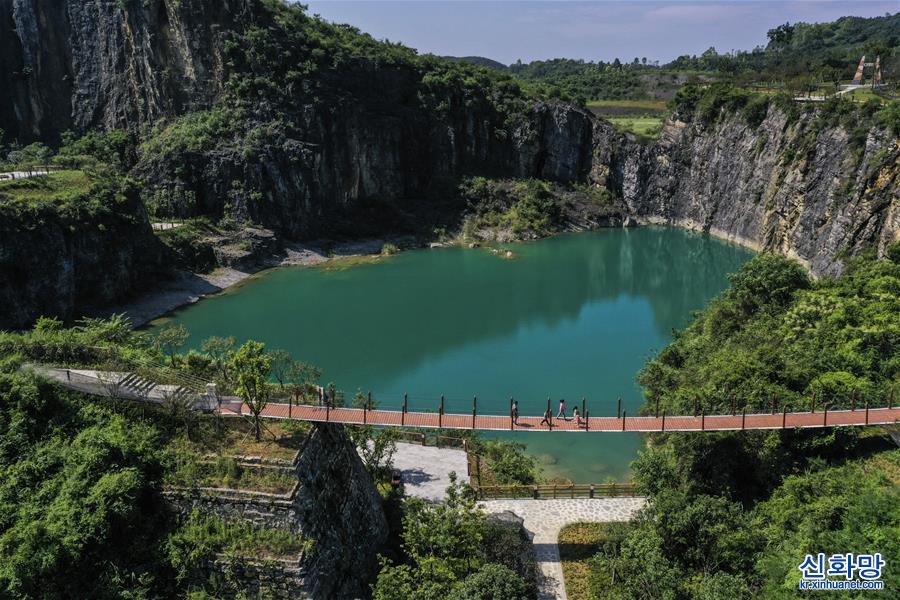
xmin=596 ymin=108 xmax=899 ymax=277
xmin=166 ymin=423 xmax=389 ymax=599
xmin=0 ymin=183 xmax=165 ymax=330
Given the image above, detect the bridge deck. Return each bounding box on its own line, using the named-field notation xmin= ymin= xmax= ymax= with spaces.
xmin=220 ymin=402 xmax=900 ymax=432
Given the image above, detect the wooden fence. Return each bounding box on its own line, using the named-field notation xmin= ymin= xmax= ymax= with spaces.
xmin=471 ymin=481 xmax=639 ymax=500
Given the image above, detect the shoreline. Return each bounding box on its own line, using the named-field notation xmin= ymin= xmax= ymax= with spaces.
xmin=110 ymin=238 xmax=397 ymax=328
xmin=113 ymin=221 xmax=768 ymax=329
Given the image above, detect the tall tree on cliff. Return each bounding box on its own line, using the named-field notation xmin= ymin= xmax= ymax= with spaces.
xmin=231 ymin=340 xmax=273 ymax=441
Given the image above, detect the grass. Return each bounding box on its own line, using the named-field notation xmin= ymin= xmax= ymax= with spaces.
xmin=168 ymin=511 xmax=311 ymax=575
xmin=842 ymin=86 xmax=886 ymax=104
xmin=587 ymin=99 xmax=667 ymax=111
xmin=607 ymin=117 xmax=664 ymax=137
xmin=165 ymin=453 xmax=298 ymax=493
xmin=559 ymin=522 xmax=631 ymax=600
xmin=167 ymin=418 xmax=310 ymax=463
xmin=0 ymin=170 xmax=92 ymax=203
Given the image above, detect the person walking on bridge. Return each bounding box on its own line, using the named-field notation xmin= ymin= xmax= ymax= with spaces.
xmin=573 ymin=406 xmax=582 ymax=428
xmin=511 ymin=399 xmax=519 ymax=425
xmin=557 ymin=398 xmax=567 ymax=420
xmin=540 ymin=406 xmax=552 ymax=427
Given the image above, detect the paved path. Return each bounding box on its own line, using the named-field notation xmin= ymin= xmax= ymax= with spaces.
xmin=480 ymin=498 xmax=647 ymax=600
xmin=388 ymin=442 xmax=469 ymax=502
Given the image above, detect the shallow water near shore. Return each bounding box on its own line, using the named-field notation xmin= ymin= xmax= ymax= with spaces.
xmin=159 ymin=227 xmax=753 ymax=481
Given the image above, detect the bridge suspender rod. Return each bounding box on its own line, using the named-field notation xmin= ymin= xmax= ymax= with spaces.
xmin=782 ymin=406 xmax=787 ymax=429
xmin=621 ymin=410 xmax=626 ymax=431
xmin=617 ymin=397 xmax=621 ymax=419
xmin=326 ymin=402 xmax=330 ymax=422
xmin=402 ymin=393 xmax=407 ymax=426
xmin=439 ymin=394 xmax=444 ymax=428
xmin=661 ymin=409 xmax=666 ymax=432
xmin=741 ymin=407 xmax=745 ymax=430
xmin=581 ymin=397 xmax=586 ymax=419
xmin=547 ymin=396 xmax=552 ymax=430
xmin=472 ymin=396 xmax=477 ymax=429
xmin=585 ymin=410 xmax=589 ymax=431
xmin=701 ymin=410 xmax=705 ymax=431
xmin=865 ymin=400 xmax=869 ymax=425
xmin=510 ymin=397 xmax=514 ymax=430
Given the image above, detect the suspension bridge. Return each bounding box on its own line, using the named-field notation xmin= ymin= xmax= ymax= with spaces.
xmin=34 ymin=366 xmax=900 ymax=433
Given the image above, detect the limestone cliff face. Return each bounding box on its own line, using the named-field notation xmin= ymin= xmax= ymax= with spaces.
xmin=2 ymin=0 xmax=251 ymax=143
xmin=597 ymin=108 xmax=900 ymax=277
xmin=133 ymin=100 xmax=594 ymax=238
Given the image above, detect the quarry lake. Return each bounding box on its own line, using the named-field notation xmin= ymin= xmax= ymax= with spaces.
xmin=158 ymin=228 xmax=753 ymax=481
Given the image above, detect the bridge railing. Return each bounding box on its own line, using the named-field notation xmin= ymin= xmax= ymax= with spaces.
xmin=471 ymin=482 xmax=639 ymax=500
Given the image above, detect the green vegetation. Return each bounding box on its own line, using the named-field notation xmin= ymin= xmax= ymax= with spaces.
xmin=607 ymin=117 xmax=664 ymax=139
xmin=165 ymin=453 xmax=298 ymax=493
xmin=0 ymin=314 xmax=335 ymax=597
xmin=167 ymin=510 xmax=309 ymax=578
xmin=460 ymin=177 xmax=561 ymax=239
xmin=0 ymin=169 xmax=93 ymax=203
xmin=0 ymin=371 xmax=176 ymax=597
xmin=575 ymin=249 xmax=900 ymax=597
xmin=374 ymin=475 xmax=534 ymax=600
xmin=559 ymin=522 xmax=631 ymax=600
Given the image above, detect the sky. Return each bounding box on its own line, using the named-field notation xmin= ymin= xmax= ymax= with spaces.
xmin=304 ymin=1 xmax=897 ymax=64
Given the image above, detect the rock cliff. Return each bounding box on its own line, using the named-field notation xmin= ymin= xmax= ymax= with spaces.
xmin=0 ymin=179 xmax=165 ymax=330
xmin=596 ymin=106 xmax=899 ymax=277
xmin=2 ymin=0 xmax=251 ymax=143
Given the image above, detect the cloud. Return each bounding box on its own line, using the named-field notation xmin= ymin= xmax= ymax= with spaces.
xmin=645 ymin=3 xmax=756 ymax=24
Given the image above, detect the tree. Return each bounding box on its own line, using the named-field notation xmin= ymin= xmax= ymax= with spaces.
xmin=348 ymin=390 xmax=399 ymax=479
xmin=269 ymin=349 xmax=293 ymax=397
xmin=402 ymin=473 xmax=485 ymax=576
xmin=451 ymin=564 xmax=528 ymax=600
xmin=155 ymin=324 xmax=189 ymax=366
xmin=287 ymin=359 xmax=322 ymax=404
xmin=201 ymin=336 xmax=235 ymax=385
xmin=230 ymin=340 xmax=273 ymax=441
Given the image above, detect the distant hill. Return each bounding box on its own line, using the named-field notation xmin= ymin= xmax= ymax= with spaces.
xmin=442 ymin=56 xmax=509 ymax=71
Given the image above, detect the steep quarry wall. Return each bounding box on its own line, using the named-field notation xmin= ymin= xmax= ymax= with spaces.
xmin=2 ymin=0 xmax=252 ymax=143
xmin=596 ymin=108 xmax=899 ymax=277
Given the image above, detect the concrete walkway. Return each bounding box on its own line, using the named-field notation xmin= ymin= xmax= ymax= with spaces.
xmin=391 ymin=442 xmax=469 ymax=502
xmin=480 ymin=498 xmax=647 ymax=600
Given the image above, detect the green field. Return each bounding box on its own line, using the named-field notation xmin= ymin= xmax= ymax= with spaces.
xmin=587 ymin=99 xmax=667 ymax=111
xmin=0 ymin=170 xmax=92 ymax=203
xmin=587 ymin=99 xmax=668 ymax=119
xmin=607 ymin=116 xmax=664 ymax=137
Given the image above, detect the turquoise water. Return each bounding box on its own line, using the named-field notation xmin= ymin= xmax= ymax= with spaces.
xmin=158 ymin=228 xmax=753 ymax=481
